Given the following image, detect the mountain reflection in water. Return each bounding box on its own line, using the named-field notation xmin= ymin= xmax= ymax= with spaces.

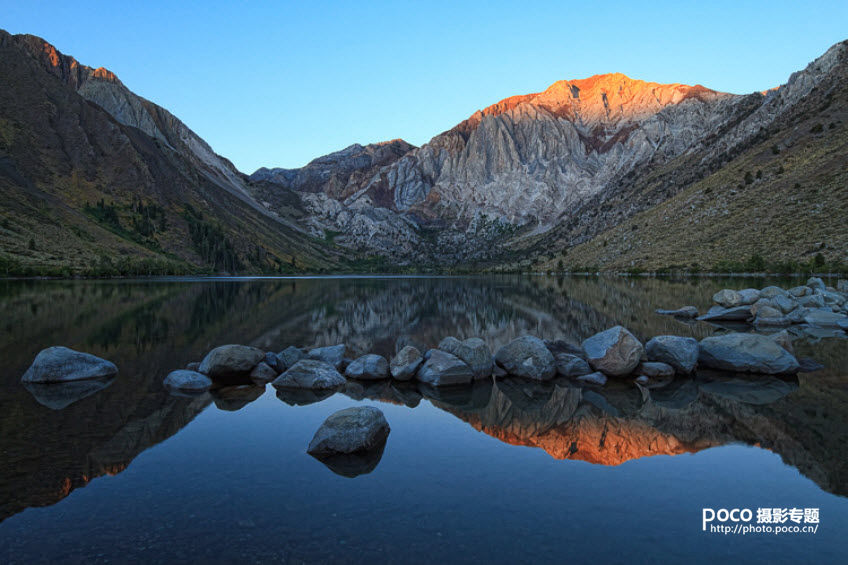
xmin=0 ymin=275 xmax=846 ymax=525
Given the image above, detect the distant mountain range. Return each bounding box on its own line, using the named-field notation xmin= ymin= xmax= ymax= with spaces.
xmin=1 ymin=29 xmax=846 ymax=274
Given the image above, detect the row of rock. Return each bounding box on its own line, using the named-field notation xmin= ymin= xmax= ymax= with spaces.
xmin=660 ymin=277 xmax=848 ymax=330
xmin=162 ymin=323 xmax=805 ymax=396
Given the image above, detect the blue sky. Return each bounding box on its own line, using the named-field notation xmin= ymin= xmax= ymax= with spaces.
xmin=3 ymin=1 xmax=847 ymax=172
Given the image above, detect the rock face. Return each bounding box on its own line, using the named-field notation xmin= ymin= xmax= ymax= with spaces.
xmin=306 ymin=406 xmax=390 ymax=455
xmin=163 ymin=370 xmax=212 ymax=392
xmin=272 ymin=360 xmax=346 ymax=389
xmin=199 ymin=345 xmax=265 ymax=380
xmin=345 ymin=354 xmax=390 ymax=380
xmin=21 ymin=347 xmax=118 ymax=383
xmin=494 ymin=336 xmax=556 ymax=381
xmin=645 ymin=336 xmax=700 ymax=375
xmin=438 ymin=337 xmax=493 ymax=378
xmin=698 ymin=333 xmax=800 ymax=375
xmin=417 ymin=350 xmax=474 ymax=386
xmin=581 ymin=326 xmax=643 ymax=377
xmin=389 ymin=346 xmax=423 ymax=381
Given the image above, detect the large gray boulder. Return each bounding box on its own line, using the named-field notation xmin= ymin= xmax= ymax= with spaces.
xmin=772 ymin=295 xmax=798 ymax=314
xmin=199 ymin=345 xmax=264 ymax=380
xmin=797 ymin=294 xmax=826 ymax=309
xmin=307 ymin=406 xmax=390 ymax=455
xmin=555 ymin=353 xmax=592 ymax=377
xmin=494 ymin=336 xmax=556 ymax=380
xmin=308 ymin=344 xmax=347 ymax=370
xmin=438 ymin=337 xmax=492 ymax=378
xmin=164 ymin=369 xmax=212 ymax=392
xmin=806 ymin=277 xmax=826 ymax=291
xmin=698 ymin=333 xmax=800 ymax=375
xmin=760 ymin=286 xmax=788 ymax=299
xmin=416 ymin=350 xmax=474 ymax=386
xmin=803 ymin=310 xmax=848 ymax=327
xmin=581 ymin=326 xmax=644 ymax=377
xmin=737 ymin=289 xmax=761 ymax=305
xmin=713 ymin=289 xmax=742 ymax=308
xmin=250 ymin=362 xmax=278 ymax=384
xmin=21 ymin=346 xmax=118 ymax=383
xmin=389 ymin=346 xmax=423 ymax=381
xmin=277 ymin=346 xmax=305 ymax=369
xmin=272 ymin=360 xmax=346 ymax=389
xmin=345 ymin=354 xmax=389 ymax=380
xmin=697 ymin=305 xmax=752 ymax=322
xmin=645 ymin=336 xmax=699 ymax=374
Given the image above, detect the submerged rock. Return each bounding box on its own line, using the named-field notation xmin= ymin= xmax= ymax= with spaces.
xmin=698 ymin=333 xmax=800 ymax=375
xmin=21 ymin=346 xmax=118 ymax=383
xmin=582 ymin=326 xmax=643 ymax=377
xmin=164 ymin=370 xmax=213 ymax=392
xmin=494 ymin=336 xmax=556 ymax=381
xmin=655 ymin=306 xmax=699 ymax=318
xmin=345 ymin=354 xmax=390 ymax=380
xmin=199 ymin=345 xmax=264 ymax=381
xmin=438 ymin=337 xmax=493 ymax=378
xmin=417 ymin=350 xmax=474 ymax=386
xmin=389 ymin=346 xmax=423 ymax=381
xmin=645 ymin=335 xmax=699 ymax=375
xmin=307 ymin=406 xmax=390 ymax=455
xmin=555 ymin=353 xmax=592 ymax=377
xmin=272 ymin=360 xmax=346 ymax=389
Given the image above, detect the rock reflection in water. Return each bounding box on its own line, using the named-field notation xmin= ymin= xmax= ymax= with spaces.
xmin=309 ymin=441 xmax=388 ymax=478
xmin=21 ymin=377 xmax=115 ymax=410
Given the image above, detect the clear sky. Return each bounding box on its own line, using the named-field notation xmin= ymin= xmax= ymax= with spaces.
xmin=2 ymin=1 xmax=847 ymax=172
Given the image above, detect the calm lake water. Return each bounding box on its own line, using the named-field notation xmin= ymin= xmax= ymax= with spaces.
xmin=1 ymin=275 xmax=847 ymax=564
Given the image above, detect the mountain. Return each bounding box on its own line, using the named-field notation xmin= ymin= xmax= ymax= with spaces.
xmin=0 ymin=30 xmax=341 ymax=275
xmin=253 ymin=41 xmax=848 ymax=270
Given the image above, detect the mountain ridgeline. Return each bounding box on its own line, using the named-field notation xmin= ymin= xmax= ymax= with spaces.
xmin=1 ymin=29 xmax=846 ymax=274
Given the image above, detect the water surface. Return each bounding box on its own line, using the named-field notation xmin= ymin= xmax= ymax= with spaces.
xmin=1 ymin=276 xmax=846 ymax=564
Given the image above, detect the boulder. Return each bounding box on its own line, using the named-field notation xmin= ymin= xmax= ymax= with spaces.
xmin=645 ymin=336 xmax=699 ymax=374
xmin=308 ymin=344 xmax=346 ymax=370
xmin=760 ymin=286 xmax=788 ymax=299
xmin=655 ymin=306 xmax=699 ymax=318
xmin=581 ymin=326 xmax=643 ymax=377
xmin=638 ymin=362 xmax=675 ymax=379
xmin=697 ymin=305 xmax=752 ymax=322
xmin=712 ymin=289 xmax=742 ymax=308
xmin=816 ymin=289 xmax=846 ymax=306
xmin=198 ymin=345 xmax=264 ymax=380
xmin=755 ymin=304 xmax=784 ymax=319
xmin=307 ymin=406 xmax=390 ymax=455
xmin=788 ymin=286 xmax=810 ymax=297
xmin=494 ymin=336 xmax=556 ymax=381
xmin=438 ymin=337 xmax=493 ymax=378
xmin=164 ymin=370 xmax=212 ymax=392
xmin=576 ymin=372 xmax=607 ymax=386
xmin=803 ymin=310 xmax=848 ymax=327
xmin=264 ymin=352 xmax=285 ymax=374
xmin=272 ymin=360 xmax=346 ymax=389
xmin=389 ymin=346 xmax=423 ymax=381
xmin=772 ymin=295 xmax=798 ymax=314
xmin=738 ymin=289 xmax=762 ymax=305
xmin=698 ymin=333 xmax=800 ymax=375
xmin=416 ymin=350 xmax=474 ymax=386
xmin=797 ymin=294 xmax=826 ymax=309
xmin=21 ymin=346 xmax=118 ymax=383
xmin=185 ymin=362 xmax=201 ymax=372
xmin=345 ymin=354 xmax=390 ymax=380
xmin=277 ymin=346 xmax=305 ymax=370
xmin=555 ymin=353 xmax=592 ymax=377
xmin=250 ymin=362 xmax=278 ymax=384
xmin=806 ymin=277 xmax=826 ymax=291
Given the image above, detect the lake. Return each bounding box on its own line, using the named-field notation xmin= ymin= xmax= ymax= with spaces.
xmin=1 ymin=275 xmax=847 ymax=564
